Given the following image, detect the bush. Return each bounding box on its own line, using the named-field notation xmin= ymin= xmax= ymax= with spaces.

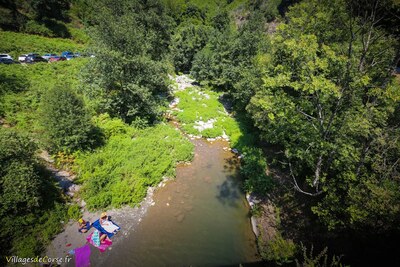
xmin=24 ymin=20 xmax=54 ymax=37
xmin=242 ymin=147 xmax=274 ymax=194
xmin=260 ymin=232 xmax=297 ymax=264
xmin=40 ymin=85 xmax=95 ymax=153
xmin=0 ymin=128 xmax=69 ymax=263
xmin=67 ymin=204 xmax=82 ymax=220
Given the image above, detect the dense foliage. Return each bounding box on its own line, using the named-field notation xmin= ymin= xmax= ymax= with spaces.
xmin=82 ymin=0 xmax=172 ymax=124
xmin=39 ymin=85 xmax=96 ymax=152
xmin=0 ymin=128 xmax=69 ymax=261
xmin=74 ymin=114 xmax=194 ymax=210
xmin=247 ymin=0 xmax=400 ymax=231
xmin=0 ymin=0 xmax=88 ymax=41
xmin=1 ymin=0 xmax=400 ymax=265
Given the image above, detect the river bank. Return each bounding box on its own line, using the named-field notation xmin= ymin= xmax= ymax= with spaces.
xmin=44 ymin=74 xmax=261 ymax=266
xmin=93 ymin=138 xmax=259 ymax=267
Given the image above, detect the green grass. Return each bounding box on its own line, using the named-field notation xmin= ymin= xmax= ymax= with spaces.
xmin=172 ymin=85 xmax=272 ymax=194
xmin=173 ymin=86 xmax=252 ymax=145
xmin=0 ymin=58 xmax=88 ymax=133
xmin=74 ymin=114 xmax=194 ymax=210
xmin=0 ymin=31 xmax=86 ymax=59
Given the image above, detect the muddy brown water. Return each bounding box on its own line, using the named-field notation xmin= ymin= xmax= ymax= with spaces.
xmin=85 ymin=139 xmax=259 ymax=266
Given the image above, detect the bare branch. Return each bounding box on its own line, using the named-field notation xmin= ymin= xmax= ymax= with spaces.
xmin=289 ymin=161 xmax=324 ymax=196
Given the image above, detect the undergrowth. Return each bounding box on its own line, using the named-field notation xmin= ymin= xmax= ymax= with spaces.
xmin=0 ymin=59 xmax=88 ymax=133
xmin=74 ymin=114 xmax=194 ymax=210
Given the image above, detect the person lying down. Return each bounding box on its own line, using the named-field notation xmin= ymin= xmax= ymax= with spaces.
xmin=91 ymin=212 xmax=121 ymax=243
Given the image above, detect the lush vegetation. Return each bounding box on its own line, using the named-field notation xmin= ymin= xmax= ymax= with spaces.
xmin=39 ymin=85 xmax=97 ymax=152
xmin=247 ymin=0 xmax=400 ymax=232
xmin=1 ymin=0 xmax=400 ymax=265
xmin=81 ymin=0 xmax=173 ymax=124
xmin=0 ymin=0 xmax=89 ymax=42
xmin=74 ymin=114 xmax=193 ymax=210
xmin=0 ymin=59 xmax=88 ymax=132
xmin=0 ymin=127 xmax=71 ymax=260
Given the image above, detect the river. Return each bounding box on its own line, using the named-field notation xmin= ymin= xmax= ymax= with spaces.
xmin=89 ymin=138 xmax=259 ymax=266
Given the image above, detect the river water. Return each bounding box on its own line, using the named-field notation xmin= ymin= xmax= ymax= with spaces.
xmin=90 ymin=139 xmax=259 ymax=266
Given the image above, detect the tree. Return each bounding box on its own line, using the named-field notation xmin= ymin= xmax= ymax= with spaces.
xmin=29 ymin=0 xmax=70 ymax=21
xmin=247 ymin=0 xmax=400 ymax=230
xmin=83 ymin=0 xmax=173 ymax=123
xmin=40 ymin=85 xmax=94 ymax=152
xmin=0 ymin=128 xmax=41 ymax=216
xmin=170 ymin=23 xmax=212 ymax=72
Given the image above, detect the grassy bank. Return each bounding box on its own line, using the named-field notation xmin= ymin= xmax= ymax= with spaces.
xmin=0 ymin=31 xmax=86 ymax=59
xmin=74 ymin=114 xmax=194 ymax=210
xmin=0 ymin=59 xmax=88 ymax=133
xmin=171 ymin=84 xmax=272 ymax=194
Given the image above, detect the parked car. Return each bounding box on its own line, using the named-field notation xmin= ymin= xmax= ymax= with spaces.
xmin=49 ymin=56 xmax=67 ymax=62
xmin=18 ymin=54 xmax=28 ymax=62
xmin=0 ymin=58 xmax=14 ymax=64
xmin=19 ymin=53 xmax=40 ymax=62
xmin=61 ymin=51 xmax=74 ymax=60
xmin=0 ymin=54 xmax=13 ymax=60
xmin=42 ymin=53 xmax=58 ymax=61
xmin=25 ymin=54 xmax=47 ymax=63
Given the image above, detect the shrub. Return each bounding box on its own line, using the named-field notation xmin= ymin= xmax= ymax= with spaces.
xmin=260 ymin=232 xmax=297 ymax=264
xmin=67 ymin=204 xmax=82 ymax=220
xmin=24 ymin=20 xmax=54 ymax=37
xmin=40 ymin=85 xmax=95 ymax=153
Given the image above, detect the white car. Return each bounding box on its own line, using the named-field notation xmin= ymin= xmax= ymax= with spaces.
xmin=0 ymin=54 xmax=13 ymax=60
xmin=18 ymin=54 xmax=28 ymax=62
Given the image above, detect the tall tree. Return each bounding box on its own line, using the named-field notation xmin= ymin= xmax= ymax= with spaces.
xmin=247 ymin=0 xmax=400 ymax=230
xmin=83 ymin=0 xmax=173 ymax=123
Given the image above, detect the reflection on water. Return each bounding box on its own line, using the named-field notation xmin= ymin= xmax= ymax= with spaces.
xmin=94 ymin=139 xmax=259 ymax=267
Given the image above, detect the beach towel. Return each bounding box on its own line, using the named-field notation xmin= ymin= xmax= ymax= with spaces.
xmin=75 ymin=244 xmax=90 ymax=267
xmin=101 ymin=220 xmax=120 ymax=233
xmin=92 ymin=219 xmax=120 ymax=238
xmin=86 ymin=232 xmax=112 ymax=252
xmin=92 ymin=230 xmax=101 ymax=247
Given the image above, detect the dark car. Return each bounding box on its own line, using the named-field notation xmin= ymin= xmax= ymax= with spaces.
xmin=25 ymin=55 xmax=47 ymax=63
xmin=42 ymin=53 xmax=58 ymax=61
xmin=49 ymin=56 xmax=67 ymax=63
xmin=61 ymin=51 xmax=74 ymax=60
xmin=0 ymin=58 xmax=14 ymax=64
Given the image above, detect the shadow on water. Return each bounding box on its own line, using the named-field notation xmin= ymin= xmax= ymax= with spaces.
xmin=223 ymin=157 xmax=240 ymax=172
xmin=216 ymin=175 xmax=241 ymax=207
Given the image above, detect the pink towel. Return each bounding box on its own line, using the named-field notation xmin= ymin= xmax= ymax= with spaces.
xmin=75 ymin=244 xmax=90 ymax=267
xmin=86 ymin=232 xmax=113 ymax=252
